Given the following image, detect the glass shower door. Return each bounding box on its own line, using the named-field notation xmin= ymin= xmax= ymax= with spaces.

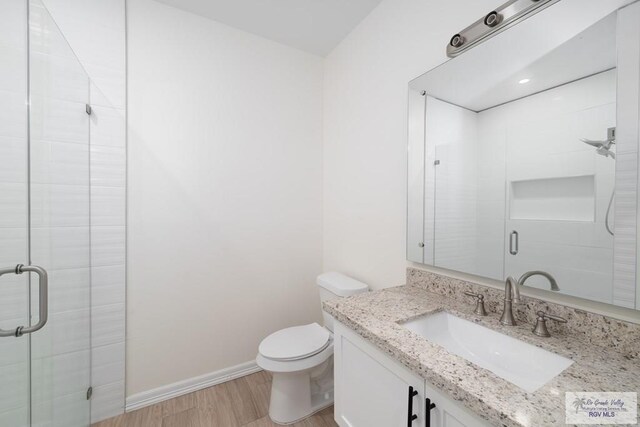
xmin=0 ymin=0 xmax=92 ymax=426
xmin=29 ymin=0 xmax=92 ymax=425
xmin=0 ymin=0 xmax=33 ymax=425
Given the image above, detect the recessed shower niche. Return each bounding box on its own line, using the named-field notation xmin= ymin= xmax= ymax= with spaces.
xmin=509 ymin=175 xmax=596 ymax=222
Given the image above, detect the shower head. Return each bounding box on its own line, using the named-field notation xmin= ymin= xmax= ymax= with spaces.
xmin=580 ymin=138 xmax=610 ymax=149
xmin=580 ymin=127 xmax=616 ymax=159
xmin=580 ymin=139 xmax=615 ymax=159
xmin=596 ymin=146 xmax=616 ymax=159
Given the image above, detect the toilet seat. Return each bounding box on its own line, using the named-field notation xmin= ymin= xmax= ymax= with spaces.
xmin=259 ymin=323 xmax=331 ymax=361
xmin=256 ymin=341 xmax=333 ymax=374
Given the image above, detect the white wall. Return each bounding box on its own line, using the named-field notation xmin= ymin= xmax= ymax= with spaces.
xmin=126 ymin=0 xmax=324 ymax=397
xmin=322 ymin=0 xmax=498 ymax=290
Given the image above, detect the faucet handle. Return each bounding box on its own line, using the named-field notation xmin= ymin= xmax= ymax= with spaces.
xmin=532 ymin=311 xmax=567 ymax=337
xmin=463 ymin=291 xmax=487 ymax=316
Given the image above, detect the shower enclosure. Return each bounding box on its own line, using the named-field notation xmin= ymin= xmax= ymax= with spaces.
xmin=1 ymin=0 xmax=93 ymax=425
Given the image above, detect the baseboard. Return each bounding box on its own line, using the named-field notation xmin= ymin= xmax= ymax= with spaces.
xmin=125 ymin=360 xmax=261 ymax=412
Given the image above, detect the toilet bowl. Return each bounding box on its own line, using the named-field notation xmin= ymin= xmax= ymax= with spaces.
xmin=256 ymin=272 xmax=369 ymax=425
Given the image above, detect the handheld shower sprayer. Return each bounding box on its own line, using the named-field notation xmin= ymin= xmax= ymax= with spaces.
xmin=580 ymin=127 xmax=616 ymax=159
xmin=580 ymin=127 xmax=616 ymax=236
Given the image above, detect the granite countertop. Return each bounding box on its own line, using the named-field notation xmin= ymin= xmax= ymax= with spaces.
xmin=323 ymin=285 xmax=640 ymax=427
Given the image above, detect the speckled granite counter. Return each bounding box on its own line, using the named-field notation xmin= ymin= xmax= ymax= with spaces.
xmin=323 ymin=283 xmax=640 ymax=427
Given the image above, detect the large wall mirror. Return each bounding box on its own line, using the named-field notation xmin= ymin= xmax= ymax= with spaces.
xmin=407 ymin=0 xmax=640 ymax=309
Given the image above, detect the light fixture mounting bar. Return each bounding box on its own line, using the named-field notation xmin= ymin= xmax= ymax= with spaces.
xmin=446 ymin=0 xmax=559 ymax=58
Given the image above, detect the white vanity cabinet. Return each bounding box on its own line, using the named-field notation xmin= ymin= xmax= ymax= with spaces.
xmin=422 ymin=381 xmax=493 ymax=427
xmin=333 ymin=320 xmax=492 ymax=427
xmin=333 ymin=320 xmax=426 ymax=427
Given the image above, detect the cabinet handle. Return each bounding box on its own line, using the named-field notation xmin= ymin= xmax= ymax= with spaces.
xmin=425 ymin=398 xmax=436 ymax=427
xmin=407 ymin=386 xmax=418 ymax=426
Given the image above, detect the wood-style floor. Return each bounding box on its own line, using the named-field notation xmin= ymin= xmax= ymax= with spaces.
xmin=92 ymin=371 xmax=338 ymax=427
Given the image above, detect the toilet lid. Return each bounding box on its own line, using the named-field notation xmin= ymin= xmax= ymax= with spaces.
xmin=259 ymin=323 xmax=331 ymax=361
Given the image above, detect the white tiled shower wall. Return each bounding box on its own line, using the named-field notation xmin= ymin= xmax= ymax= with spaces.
xmin=614 ymin=4 xmax=640 ymax=309
xmin=495 ymin=71 xmax=616 ymax=302
xmin=425 ymin=70 xmax=630 ymax=306
xmin=424 ymin=96 xmax=479 ymax=273
xmin=40 ymin=0 xmax=127 ymax=421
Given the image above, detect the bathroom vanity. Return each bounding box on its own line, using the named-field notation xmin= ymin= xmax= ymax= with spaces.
xmin=325 ymin=269 xmax=640 ymax=427
xmin=327 ymin=0 xmax=640 ymax=425
xmin=333 ymin=319 xmax=490 ymax=427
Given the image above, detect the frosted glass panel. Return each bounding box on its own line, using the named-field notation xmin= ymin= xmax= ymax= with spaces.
xmin=1 ymin=1 xmax=92 ymax=426
xmin=0 ymin=0 xmax=30 ymax=425
xmin=29 ymin=0 xmax=92 ymax=426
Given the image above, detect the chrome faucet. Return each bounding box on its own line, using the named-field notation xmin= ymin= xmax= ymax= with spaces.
xmin=518 ymin=270 xmax=560 ymax=291
xmin=532 ymin=310 xmax=567 ymax=337
xmin=500 ymin=271 xmax=560 ymax=326
xmin=500 ymin=276 xmax=521 ymax=326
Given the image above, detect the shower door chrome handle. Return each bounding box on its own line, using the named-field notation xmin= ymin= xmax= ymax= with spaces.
xmin=509 ymin=231 xmax=519 ymax=255
xmin=0 ymin=264 xmax=48 ymax=337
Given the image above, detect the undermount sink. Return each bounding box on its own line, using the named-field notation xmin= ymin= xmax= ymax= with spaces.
xmin=402 ymin=311 xmax=573 ymax=392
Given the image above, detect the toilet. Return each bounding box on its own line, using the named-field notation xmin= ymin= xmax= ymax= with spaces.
xmin=256 ymin=272 xmax=369 ymax=425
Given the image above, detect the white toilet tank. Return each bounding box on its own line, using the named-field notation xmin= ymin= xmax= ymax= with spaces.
xmin=317 ymin=272 xmax=369 ymax=332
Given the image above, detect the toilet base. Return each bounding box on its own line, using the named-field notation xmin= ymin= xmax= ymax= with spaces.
xmin=267 ymin=358 xmax=334 ymax=425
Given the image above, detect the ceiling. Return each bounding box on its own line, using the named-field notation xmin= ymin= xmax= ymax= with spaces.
xmin=154 ymin=0 xmax=383 ymax=56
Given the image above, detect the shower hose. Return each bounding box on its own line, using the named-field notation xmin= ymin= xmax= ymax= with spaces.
xmin=605 ymin=190 xmax=615 ymax=236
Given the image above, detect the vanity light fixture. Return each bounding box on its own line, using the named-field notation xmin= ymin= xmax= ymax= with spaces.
xmin=446 ymin=0 xmax=560 ymax=58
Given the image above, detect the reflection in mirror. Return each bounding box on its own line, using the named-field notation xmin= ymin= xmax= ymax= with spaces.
xmin=407 ymin=2 xmax=640 ymax=310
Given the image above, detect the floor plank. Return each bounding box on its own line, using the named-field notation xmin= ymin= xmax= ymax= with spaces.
xmin=244 ymin=411 xmax=335 ymax=427
xmin=316 ymin=406 xmax=337 ymax=426
xmin=221 ymin=377 xmax=262 ymax=425
xmin=160 ymin=392 xmax=197 ymax=417
xmin=123 ymin=404 xmax=163 ymax=427
xmin=91 ymin=413 xmax=126 ymax=427
xmin=243 ymin=416 xmax=281 ymax=427
xmin=195 ymin=384 xmax=241 ymax=427
xmin=92 ymin=371 xmax=337 ymax=427
xmin=243 ymin=370 xmax=272 ymax=388
xmin=162 ymin=408 xmax=203 ymax=427
xmin=248 ymin=381 xmax=272 ymax=419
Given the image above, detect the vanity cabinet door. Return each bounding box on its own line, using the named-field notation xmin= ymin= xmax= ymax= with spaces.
xmin=423 ymin=381 xmax=492 ymax=427
xmin=333 ymin=321 xmax=425 ymax=427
